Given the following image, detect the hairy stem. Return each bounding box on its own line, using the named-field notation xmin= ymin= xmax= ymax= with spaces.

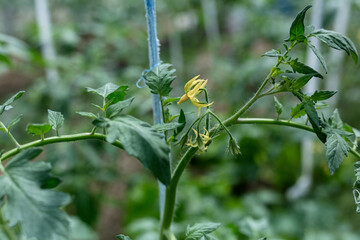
xmin=160 ymin=147 xmax=198 ymax=240
xmin=235 ymin=117 xmax=360 ymax=159
xmin=222 ymin=71 xmax=273 ymax=127
xmin=0 ymin=132 xmax=122 ymax=162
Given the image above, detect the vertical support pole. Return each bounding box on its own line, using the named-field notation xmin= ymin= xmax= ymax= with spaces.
xmin=35 ymin=0 xmax=59 ymax=84
xmin=201 ymin=0 xmax=220 ymax=49
xmin=144 ymin=0 xmax=167 ymax=219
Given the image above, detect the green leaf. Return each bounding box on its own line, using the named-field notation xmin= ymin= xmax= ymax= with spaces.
xmin=106 ymin=97 xmax=135 ymax=119
xmin=152 ymin=122 xmax=183 ymax=132
xmin=8 ymin=114 xmax=22 ymax=130
xmin=0 ymin=91 xmax=25 ymax=116
xmin=328 ymin=109 xmax=343 ymax=130
xmin=116 ymin=234 xmax=133 ymax=240
xmin=27 ymin=123 xmax=52 ymax=136
xmin=144 ymin=63 xmax=176 ymax=96
xmin=185 ymin=222 xmax=221 ymax=240
xmin=303 ymin=100 xmax=327 ymax=143
xmin=48 ymin=110 xmax=64 ymax=134
xmin=86 ymin=83 xmax=121 ymax=98
xmin=106 ymin=85 xmax=128 ymax=104
xmin=310 ymin=90 xmax=337 ymax=102
xmin=93 ymin=116 xmax=170 ymax=186
xmin=273 ymin=96 xmax=283 ymax=118
xmin=289 ymin=59 xmax=323 ymax=78
xmin=290 ymin=103 xmax=306 ymax=119
xmin=304 ymin=101 xmax=320 ymax=128
xmin=325 ymin=131 xmax=351 ymax=175
xmin=77 ymin=112 xmax=98 ymax=119
xmin=0 ymin=148 xmax=70 ymax=240
xmin=307 ymin=42 xmax=328 ymax=73
xmin=292 ymin=74 xmax=317 ymax=90
xmin=175 ymin=109 xmax=186 ymax=135
xmin=262 ymin=49 xmax=282 ymax=57
xmin=311 ymin=29 xmax=359 ymax=63
xmin=288 ymin=5 xmax=312 ymax=42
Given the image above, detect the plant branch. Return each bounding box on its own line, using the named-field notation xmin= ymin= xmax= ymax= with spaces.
xmin=160 ymin=147 xmax=198 ymax=240
xmin=0 ymin=122 xmax=21 ymax=148
xmin=0 ymin=132 xmax=123 ymax=162
xmin=235 ymin=117 xmax=360 ymax=159
xmin=222 ymin=42 xmax=296 ymax=127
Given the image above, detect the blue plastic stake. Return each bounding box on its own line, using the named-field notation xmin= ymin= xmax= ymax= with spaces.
xmin=144 ymin=0 xmax=167 ymax=219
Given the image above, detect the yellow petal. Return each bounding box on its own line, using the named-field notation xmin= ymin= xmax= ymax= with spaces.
xmin=177 ymin=94 xmax=189 ymax=105
xmin=187 ymin=80 xmax=205 ymax=97
xmin=184 ymin=75 xmax=200 ymax=92
xmin=190 ymin=98 xmax=213 ymax=108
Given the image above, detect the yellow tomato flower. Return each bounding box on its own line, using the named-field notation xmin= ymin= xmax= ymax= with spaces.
xmin=178 ymin=75 xmax=213 ymax=116
xmin=186 ymin=128 xmax=210 ymax=152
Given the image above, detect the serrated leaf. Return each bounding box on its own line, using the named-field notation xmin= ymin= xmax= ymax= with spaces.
xmin=262 ymin=49 xmax=282 ymax=57
xmin=307 ymin=42 xmax=328 ymax=73
xmin=93 ymin=116 xmax=170 ymax=185
xmin=310 ymin=90 xmax=337 ymax=102
xmin=144 ymin=63 xmax=176 ymax=96
xmin=48 ymin=110 xmax=64 ymax=134
xmin=325 ymin=131 xmax=351 ymax=175
xmin=329 ymin=109 xmax=343 ymax=130
xmin=0 ymin=91 xmax=25 ymax=116
xmin=27 ymin=123 xmax=52 ymax=136
xmin=106 ymin=97 xmax=135 ymax=119
xmin=288 ymin=5 xmax=312 ymax=42
xmin=289 ymin=59 xmax=323 ymax=78
xmin=292 ymin=74 xmax=316 ymax=90
xmin=273 ymin=96 xmax=282 ymax=118
xmin=311 ymin=29 xmax=359 ymax=63
xmin=0 ymin=148 xmax=70 ymax=240
xmin=290 ymin=103 xmax=306 ymax=119
xmin=86 ymin=83 xmax=120 ymax=98
xmin=185 ymin=222 xmax=221 ymax=240
xmin=77 ymin=112 xmax=98 ymax=119
xmin=116 ymin=234 xmax=132 ymax=240
xmin=106 ymin=85 xmax=128 ymax=104
xmin=8 ymin=114 xmax=22 ymax=130
xmin=152 ymin=122 xmax=183 ymax=132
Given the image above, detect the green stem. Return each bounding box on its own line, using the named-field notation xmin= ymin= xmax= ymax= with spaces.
xmin=222 ymin=42 xmax=296 ymax=127
xmin=208 ymin=111 xmax=233 ymax=138
xmin=0 ymin=132 xmax=122 ymax=162
xmin=222 ymin=72 xmax=273 ymax=127
xmin=202 ymin=88 xmax=211 ymax=131
xmin=0 ymin=122 xmax=20 ymax=148
xmin=160 ymin=147 xmax=198 ymax=240
xmin=235 ymin=117 xmax=360 ymax=159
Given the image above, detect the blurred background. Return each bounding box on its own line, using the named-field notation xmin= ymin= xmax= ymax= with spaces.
xmin=0 ymin=0 xmax=359 ymax=239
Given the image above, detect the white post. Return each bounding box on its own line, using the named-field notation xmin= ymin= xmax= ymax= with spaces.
xmin=35 ymin=0 xmax=59 ymax=84
xmin=201 ymin=0 xmax=220 ymax=48
xmin=325 ymin=0 xmax=351 ymax=105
